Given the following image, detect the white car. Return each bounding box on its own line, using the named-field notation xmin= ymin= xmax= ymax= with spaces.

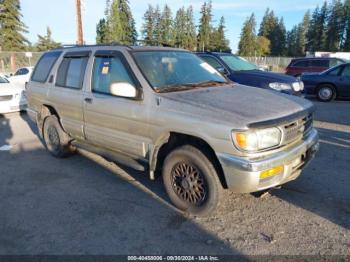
xmin=0 ymin=76 xmax=27 ymax=114
xmin=7 ymin=67 xmax=34 ymax=88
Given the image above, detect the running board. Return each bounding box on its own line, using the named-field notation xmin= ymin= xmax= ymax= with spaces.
xmin=72 ymin=140 xmax=147 ymax=172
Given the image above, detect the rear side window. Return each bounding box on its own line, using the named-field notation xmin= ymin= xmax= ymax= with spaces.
xmin=310 ymin=60 xmax=329 ymax=67
xmin=92 ymin=55 xmax=136 ymax=95
xmin=292 ymin=60 xmax=308 ymax=67
xmin=330 ymin=59 xmax=344 ymax=67
xmin=31 ymin=51 xmax=62 ymax=82
xmin=56 ymin=56 xmax=89 ymax=89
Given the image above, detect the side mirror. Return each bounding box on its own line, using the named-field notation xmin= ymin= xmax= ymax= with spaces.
xmin=110 ymin=82 xmax=137 ymax=98
xmin=217 ymin=67 xmax=228 ymax=75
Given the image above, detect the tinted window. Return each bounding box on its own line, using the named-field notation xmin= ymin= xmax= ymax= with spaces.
xmin=293 ymin=60 xmax=308 ymax=67
xmin=341 ymin=65 xmax=350 ymax=77
xmin=200 ymin=56 xmax=223 ymax=70
xmin=310 ymin=60 xmax=329 ymax=67
xmin=92 ymin=56 xmax=136 ymax=95
xmin=327 ymin=66 xmax=342 ymax=76
xmin=31 ymin=51 xmax=62 ymax=82
xmin=56 ymin=57 xmax=88 ymax=89
xmin=15 ymin=68 xmax=29 ymax=76
xmin=330 ymin=59 xmax=345 ymax=67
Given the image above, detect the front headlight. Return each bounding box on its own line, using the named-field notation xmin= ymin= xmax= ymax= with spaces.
xmin=269 ymin=82 xmax=292 ymax=91
xmin=233 ymin=127 xmax=282 ymax=152
xmin=292 ymin=82 xmax=304 ymax=92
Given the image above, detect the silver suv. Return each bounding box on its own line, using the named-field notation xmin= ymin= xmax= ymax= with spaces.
xmin=27 ymin=45 xmax=319 ymax=216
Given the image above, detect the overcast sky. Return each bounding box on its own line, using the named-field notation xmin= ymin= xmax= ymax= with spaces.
xmin=21 ymin=0 xmax=327 ymax=52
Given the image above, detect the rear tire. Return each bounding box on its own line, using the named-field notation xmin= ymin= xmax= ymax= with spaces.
xmin=317 ymin=84 xmax=336 ymax=102
xmin=43 ymin=115 xmax=74 ymax=158
xmin=162 ymin=145 xmax=223 ymax=217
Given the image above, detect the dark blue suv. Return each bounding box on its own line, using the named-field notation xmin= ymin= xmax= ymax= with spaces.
xmin=197 ymin=52 xmax=303 ymax=96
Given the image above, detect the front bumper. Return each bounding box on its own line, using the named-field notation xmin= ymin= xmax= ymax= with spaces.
xmin=217 ymin=128 xmax=319 ymax=193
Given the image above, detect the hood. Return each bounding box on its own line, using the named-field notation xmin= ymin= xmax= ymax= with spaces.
xmin=0 ymin=83 xmax=24 ymax=96
xmin=236 ymin=70 xmax=297 ymax=84
xmin=159 ymin=84 xmax=314 ymax=129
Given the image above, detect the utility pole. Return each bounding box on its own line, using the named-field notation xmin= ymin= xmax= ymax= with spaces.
xmin=76 ymin=0 xmax=84 ymax=45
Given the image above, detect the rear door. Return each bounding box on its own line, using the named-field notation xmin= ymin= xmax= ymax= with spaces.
xmin=83 ymin=50 xmax=150 ymax=159
xmin=47 ymin=51 xmax=90 ymax=140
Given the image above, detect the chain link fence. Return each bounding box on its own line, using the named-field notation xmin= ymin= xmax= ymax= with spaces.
xmin=0 ymin=52 xmax=294 ymax=74
xmin=0 ymin=52 xmax=42 ymax=74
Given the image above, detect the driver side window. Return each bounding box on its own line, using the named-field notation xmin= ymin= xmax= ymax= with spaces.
xmin=201 ymin=56 xmax=223 ymax=70
xmin=92 ymin=56 xmax=136 ymax=95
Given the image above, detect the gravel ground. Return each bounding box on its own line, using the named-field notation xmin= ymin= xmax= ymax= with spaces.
xmin=0 ymin=99 xmax=349 ymax=256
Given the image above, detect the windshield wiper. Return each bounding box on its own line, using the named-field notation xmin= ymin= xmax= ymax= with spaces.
xmin=155 ymin=80 xmax=228 ymax=93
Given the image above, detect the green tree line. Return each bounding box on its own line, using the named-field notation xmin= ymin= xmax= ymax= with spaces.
xmin=97 ymin=0 xmax=231 ymax=52
xmin=239 ymin=0 xmax=350 ymax=57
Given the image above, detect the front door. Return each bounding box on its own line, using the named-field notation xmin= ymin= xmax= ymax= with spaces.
xmin=83 ymin=50 xmax=150 ymax=159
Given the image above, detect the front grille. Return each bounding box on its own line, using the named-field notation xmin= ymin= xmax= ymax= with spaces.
xmin=281 ymin=114 xmax=313 ymax=145
xmin=0 ymin=95 xmax=13 ymax=102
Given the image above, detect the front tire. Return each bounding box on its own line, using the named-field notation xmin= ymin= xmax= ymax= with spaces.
xmin=317 ymin=84 xmax=336 ymax=102
xmin=43 ymin=115 xmax=73 ymax=158
xmin=162 ymin=145 xmax=223 ymax=217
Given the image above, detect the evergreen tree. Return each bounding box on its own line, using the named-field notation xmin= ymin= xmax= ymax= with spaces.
xmin=119 ymin=0 xmax=137 ymax=44
xmin=325 ymin=0 xmax=344 ymax=51
xmin=97 ymin=0 xmax=137 ymax=45
xmin=306 ymin=6 xmax=319 ymax=52
xmin=152 ymin=5 xmax=162 ymax=45
xmin=197 ymin=1 xmax=213 ymax=51
xmin=174 ymin=7 xmax=187 ymax=48
xmin=159 ymin=5 xmax=173 ymax=46
xmin=316 ymin=1 xmax=329 ymax=50
xmin=273 ymin=18 xmax=287 ymax=56
xmin=0 ymin=0 xmax=28 ymax=51
xmin=96 ymin=18 xmax=108 ymax=44
xmin=141 ymin=5 xmax=156 ymax=45
xmin=210 ymin=17 xmax=230 ymax=52
xmin=258 ymin=9 xmax=282 ymax=55
xmin=35 ymin=27 xmax=61 ymax=51
xmin=286 ymin=26 xmax=298 ymax=56
xmin=342 ymin=0 xmax=350 ymax=51
xmin=185 ymin=6 xmax=197 ymax=51
xmin=238 ymin=13 xmax=257 ymax=56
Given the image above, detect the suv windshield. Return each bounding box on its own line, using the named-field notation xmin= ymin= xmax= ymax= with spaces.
xmin=132 ymin=51 xmax=228 ymax=92
xmin=219 ymin=54 xmax=258 ymax=71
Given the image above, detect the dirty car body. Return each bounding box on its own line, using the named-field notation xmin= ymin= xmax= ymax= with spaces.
xmin=26 ymin=46 xmax=319 ymax=215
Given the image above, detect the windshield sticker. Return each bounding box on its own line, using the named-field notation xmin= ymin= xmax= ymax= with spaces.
xmin=200 ymin=62 xmax=218 ymax=74
xmin=102 ymin=66 xmax=109 ymax=75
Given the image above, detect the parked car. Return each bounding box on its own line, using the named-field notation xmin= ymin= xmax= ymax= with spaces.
xmin=302 ymin=62 xmax=350 ymax=102
xmin=286 ymin=57 xmax=345 ymax=77
xmin=27 ymin=46 xmax=319 ymax=216
xmin=0 ymin=76 xmax=27 ymax=114
xmin=7 ymin=66 xmax=34 ymax=88
xmin=197 ymin=52 xmax=304 ymax=96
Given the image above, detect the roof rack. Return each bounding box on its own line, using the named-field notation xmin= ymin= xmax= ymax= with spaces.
xmin=52 ymin=42 xmax=132 ymax=50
